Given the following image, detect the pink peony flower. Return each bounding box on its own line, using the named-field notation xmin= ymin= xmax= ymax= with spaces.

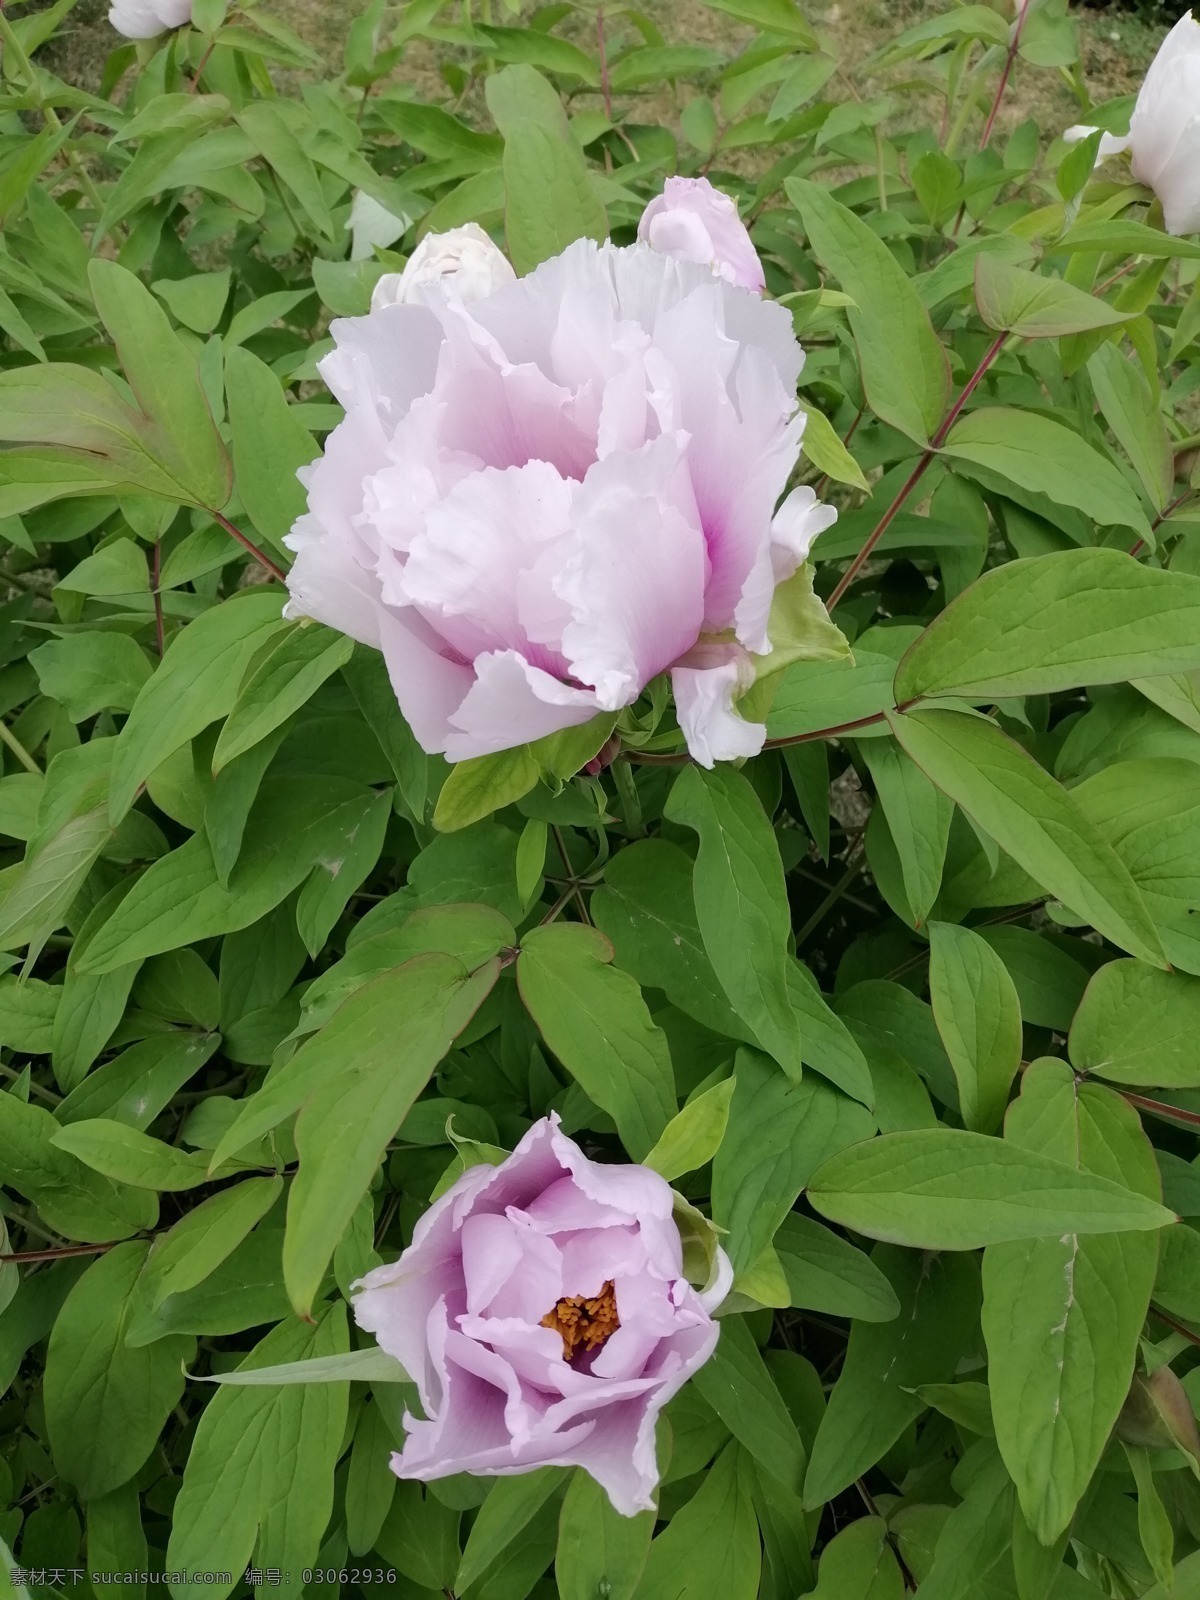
xmin=637 ymin=176 xmax=766 ymax=292
xmin=352 ymin=1115 xmax=731 ymax=1515
xmin=1063 ymin=11 xmax=1200 ymax=237
xmin=285 ymin=233 xmax=834 ymax=766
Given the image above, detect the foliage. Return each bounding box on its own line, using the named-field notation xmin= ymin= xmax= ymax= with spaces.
xmin=1 ymin=0 xmax=1200 ymax=1596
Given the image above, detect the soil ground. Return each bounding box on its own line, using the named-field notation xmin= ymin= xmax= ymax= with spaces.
xmin=47 ymin=0 xmax=1168 ymax=151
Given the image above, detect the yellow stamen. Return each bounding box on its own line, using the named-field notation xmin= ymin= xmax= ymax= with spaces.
xmin=540 ymin=1280 xmax=620 ymax=1362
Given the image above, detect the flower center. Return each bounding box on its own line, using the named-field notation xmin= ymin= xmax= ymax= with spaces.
xmin=540 ymin=1281 xmax=620 ymax=1363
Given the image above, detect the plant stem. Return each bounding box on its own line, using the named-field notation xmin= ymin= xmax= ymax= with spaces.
xmin=596 ymin=4 xmax=613 ymax=123
xmin=209 ymin=511 xmax=288 ymax=583
xmin=794 ymin=839 xmax=866 ymax=945
xmin=1121 ymin=1091 xmax=1200 ymax=1130
xmin=825 ymin=330 xmax=1008 ymax=611
xmin=1130 ymin=489 xmax=1193 ymax=559
xmin=0 ymin=1242 xmax=115 ymax=1265
xmin=611 ymin=758 xmax=644 ymax=837
xmin=0 ymin=718 xmax=40 ymax=775
xmin=150 ymin=538 xmax=165 ymax=658
xmin=979 ymin=0 xmax=1033 ymax=151
xmin=0 ymin=6 xmax=107 ymax=218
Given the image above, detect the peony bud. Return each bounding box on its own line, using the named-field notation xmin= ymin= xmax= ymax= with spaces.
xmin=637 ymin=175 xmax=766 ymax=292
xmin=1063 ymin=10 xmax=1200 ymax=237
xmin=348 ymin=191 xmax=411 ymax=263
xmin=369 ymin=222 xmax=516 ymax=311
xmin=1117 ymin=1365 xmax=1200 ymax=1464
xmin=108 ymin=0 xmax=191 ymax=37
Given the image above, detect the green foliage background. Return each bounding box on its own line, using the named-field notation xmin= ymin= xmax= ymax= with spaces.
xmin=3 ymin=0 xmax=1200 ymax=1595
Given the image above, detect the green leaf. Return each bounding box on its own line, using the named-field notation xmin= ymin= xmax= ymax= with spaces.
xmin=636 ymin=1444 xmax=760 ymax=1600
xmin=928 ymin=922 xmax=1022 ymax=1133
xmin=284 ymin=958 xmax=498 ymax=1315
xmin=798 ymin=402 xmax=869 ymax=492
xmin=591 ymin=839 xmax=751 ymax=1044
xmin=982 ymin=1061 xmax=1161 ymax=1543
xmin=692 ymin=1315 xmax=808 ymax=1495
xmin=860 ymin=738 xmax=953 ymax=926
xmin=517 ymin=923 xmax=676 ymax=1160
xmin=213 ymin=621 xmax=352 ymax=773
xmin=485 ymin=66 xmax=607 ymax=275
xmin=87 ymin=1486 xmax=147 ymax=1600
xmin=701 ymin=0 xmax=817 ymax=44
xmin=555 ymin=1469 xmax=653 ymax=1600
xmin=665 ymin=765 xmax=802 ymax=1081
xmin=295 ymin=787 xmax=391 ymax=957
xmin=1088 ymin=341 xmax=1175 ymax=515
xmin=773 ymin=1212 xmax=901 ymax=1322
xmin=807 ymin=1126 xmax=1176 ymax=1248
xmin=44 ymin=1242 xmax=193 ymax=1500
xmin=193 ymin=1347 xmax=406 ymax=1386
xmin=224 ymin=346 xmax=319 ymax=552
xmin=454 ymin=1470 xmax=567 ymax=1595
xmin=138 ymin=1176 xmax=282 ymax=1308
xmin=153 ymin=271 xmax=232 ymax=335
xmin=216 ymin=957 xmax=481 ymax=1168
xmin=433 ymin=745 xmax=539 ymax=833
xmin=896 ymin=549 xmax=1200 ymax=703
xmin=81 ymin=779 xmax=380 ymax=973
xmin=1069 ymin=959 xmax=1200 ymax=1086
xmin=643 ymin=1076 xmax=735 ymax=1182
xmin=786 ymin=964 xmax=875 ymax=1106
xmin=1055 ymin=218 xmax=1200 ymax=261
xmin=803 ymin=1246 xmax=980 ymax=1508
xmin=766 ymin=649 xmax=898 ymax=742
xmin=108 ymin=589 xmax=284 ymax=824
xmin=712 ymin=1049 xmax=874 ymax=1274
xmin=166 ymin=1308 xmax=349 ymax=1598
xmin=50 ymin=1119 xmax=211 ymax=1191
xmin=787 ymin=178 xmax=950 ymax=445
xmin=235 ymin=101 xmax=335 ymax=239
xmin=0 ymin=1089 xmax=157 ymax=1243
xmin=940 ymin=408 xmax=1153 ymax=540
xmin=345 ymin=1402 xmax=396 ymax=1558
xmin=808 ymin=1518 xmax=904 ymax=1600
xmin=88 ymin=260 xmax=232 ymax=512
xmin=888 ymin=707 xmax=1167 ymax=968
xmin=31 ymin=632 xmax=151 ymax=722
xmin=974 ymin=255 xmax=1135 ymax=338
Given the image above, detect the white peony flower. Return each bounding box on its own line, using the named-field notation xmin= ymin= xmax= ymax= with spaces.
xmin=369 ymin=222 xmax=516 ymax=312
xmin=1064 ymin=9 xmax=1200 ymax=236
xmin=108 ymin=0 xmax=191 ymax=39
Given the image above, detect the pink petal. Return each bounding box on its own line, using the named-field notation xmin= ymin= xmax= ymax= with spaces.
xmin=443 ymin=650 xmax=601 ymax=762
xmin=555 ymin=436 xmax=707 ymax=708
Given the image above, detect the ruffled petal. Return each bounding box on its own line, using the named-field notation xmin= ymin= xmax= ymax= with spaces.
xmin=554 ymin=435 xmax=708 ymax=709
xmin=671 ymin=644 xmax=764 ymax=768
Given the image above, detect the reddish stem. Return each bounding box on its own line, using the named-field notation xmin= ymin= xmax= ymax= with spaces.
xmin=979 ymin=0 xmax=1033 ymax=151
xmin=189 ymin=37 xmax=216 ymax=92
xmin=596 ymin=5 xmax=613 ymax=123
xmin=151 ymin=536 xmax=165 ymax=658
xmin=825 ymin=331 xmax=1008 ymax=612
xmin=1121 ymin=1091 xmax=1200 ymax=1129
xmin=0 ymin=1242 xmax=115 ymax=1264
xmin=1130 ymin=489 xmax=1193 ymax=560
xmin=210 ymin=510 xmax=288 ymax=583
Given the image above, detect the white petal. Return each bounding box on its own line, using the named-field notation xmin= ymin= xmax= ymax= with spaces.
xmin=671 ymin=645 xmax=764 ymax=768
